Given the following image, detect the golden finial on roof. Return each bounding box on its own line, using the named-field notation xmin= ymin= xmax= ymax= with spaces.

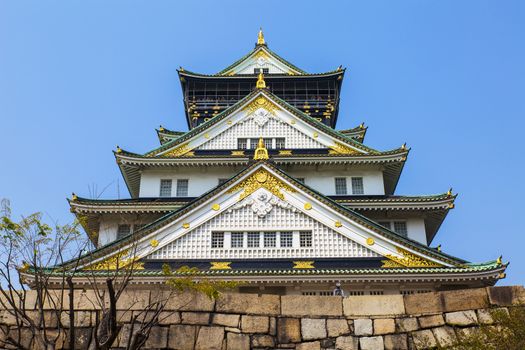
xmin=359 ymin=122 xmax=365 ymax=129
xmin=401 ymin=143 xmax=407 ymax=150
xmin=257 ymin=28 xmax=265 ymax=45
xmin=116 ymin=145 xmax=122 ymax=153
xmin=159 ymin=125 xmax=165 ymax=132
xmin=71 ymin=193 xmax=78 ymax=201
xmin=447 ymin=188 xmax=453 ymax=196
xmin=437 ymin=244 xmax=441 ymax=252
xmin=256 ymin=72 xmax=266 ymax=89
xmin=253 ymin=137 xmax=269 ymax=160
xmin=497 ymin=255 xmax=503 ymax=265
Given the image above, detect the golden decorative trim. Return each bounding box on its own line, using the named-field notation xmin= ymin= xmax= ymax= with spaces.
xmin=366 ymin=237 xmax=375 ymax=246
xmin=382 ymin=247 xmax=443 ymax=268
xmin=210 ymin=261 xmax=232 ymax=270
xmin=293 ymin=261 xmax=315 ymax=269
xmin=87 ymin=250 xmax=144 ymax=271
xmin=334 ymin=221 xmax=342 ymax=228
xmin=381 ymin=260 xmax=405 ymax=268
xmin=242 ymin=96 xmax=279 ymax=116
xmin=278 ymin=150 xmax=293 ymax=156
xmin=150 ymin=239 xmax=159 ymax=248
xmin=231 ymin=150 xmax=245 ymax=156
xmin=182 ymin=223 xmax=190 ymax=229
xmin=304 ymin=202 xmax=312 ymax=210
xmin=162 ymin=143 xmax=192 ymax=157
xmin=329 ymin=142 xmax=362 ymax=155
xmin=211 ymin=203 xmax=220 ymax=211
xmin=228 ymin=168 xmax=296 ymax=200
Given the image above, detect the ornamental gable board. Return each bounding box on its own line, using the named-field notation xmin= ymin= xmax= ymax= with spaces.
xmin=221 ymin=47 xmax=301 ymax=75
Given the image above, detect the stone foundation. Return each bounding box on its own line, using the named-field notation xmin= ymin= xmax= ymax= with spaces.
xmin=0 ymin=286 xmax=524 ymax=349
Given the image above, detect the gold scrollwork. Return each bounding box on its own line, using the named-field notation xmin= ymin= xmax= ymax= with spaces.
xmin=242 ymin=96 xmax=279 ymax=116
xmin=87 ymin=250 xmax=144 ymax=271
xmin=329 ymin=142 xmax=362 ymax=155
xmin=382 ymin=248 xmax=443 ymax=268
xmin=293 ymin=261 xmax=315 ymax=269
xmin=210 ymin=262 xmax=232 ymax=270
xmin=162 ymin=143 xmax=192 ymax=157
xmin=228 ymin=168 xmax=296 ymax=200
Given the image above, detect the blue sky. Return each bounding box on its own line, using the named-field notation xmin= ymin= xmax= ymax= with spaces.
xmin=1 ymin=1 xmax=524 ymax=285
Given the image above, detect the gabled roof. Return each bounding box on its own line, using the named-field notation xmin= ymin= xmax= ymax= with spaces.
xmin=156 ymin=127 xmax=185 ymax=145
xmin=339 ymin=124 xmax=367 ymax=142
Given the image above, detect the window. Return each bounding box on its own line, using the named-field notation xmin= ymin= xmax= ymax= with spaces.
xmin=275 ymin=138 xmax=285 ymax=149
xmin=247 ymin=232 xmax=260 ymax=248
xmin=237 ymin=138 xmax=247 ymax=149
xmin=370 ymin=291 xmax=384 ymax=295
xmin=351 ymin=177 xmax=364 ymax=195
xmin=231 ymin=232 xmax=244 ymax=248
xmin=211 ymin=232 xmax=224 ymax=248
xmin=280 ymin=232 xmax=293 ymax=247
xmin=249 ymin=138 xmax=259 ymax=149
xmin=393 ymin=221 xmax=408 ymax=237
xmin=319 ymin=291 xmax=332 ymax=296
xmin=299 ymin=231 xmax=312 ymax=247
xmin=264 ymin=232 xmax=276 ymax=247
xmin=218 ymin=178 xmax=229 ymax=185
xmin=378 ymin=221 xmax=391 ymax=230
xmin=159 ymin=179 xmax=172 ymax=197
xmin=176 ymin=179 xmax=189 ymax=197
xmin=334 ymin=177 xmax=347 ymax=195
xmin=254 ymin=68 xmax=269 ymax=74
xmin=263 ymin=138 xmax=273 ymax=149
xmin=117 ymin=224 xmax=131 ymax=240
xmin=347 ymin=291 xmax=365 ymax=296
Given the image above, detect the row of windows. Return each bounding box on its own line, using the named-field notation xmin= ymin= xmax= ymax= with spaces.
xmin=254 ymin=68 xmax=269 ymax=74
xmin=116 ymin=224 xmax=145 ymax=240
xmin=335 ymin=177 xmax=364 ymax=195
xmin=377 ymin=220 xmax=408 ymax=237
xmin=159 ymin=179 xmax=189 ymax=197
xmin=237 ymin=138 xmax=286 ymax=150
xmin=211 ymin=231 xmax=313 ymax=249
xmin=302 ymin=290 xmax=431 ymax=296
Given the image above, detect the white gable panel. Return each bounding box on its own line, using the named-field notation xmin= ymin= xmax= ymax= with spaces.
xmin=230 ymin=50 xmax=292 ymax=75
xmin=197 ymin=113 xmax=325 ymax=150
xmin=147 ymin=199 xmax=379 ymax=260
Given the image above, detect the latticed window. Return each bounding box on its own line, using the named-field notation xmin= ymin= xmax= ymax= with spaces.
xmin=351 ymin=177 xmax=364 ymax=194
xmin=247 ymin=232 xmax=260 ymax=248
xmin=299 ymin=231 xmax=312 ymax=247
xmin=264 ymin=232 xmax=276 ymax=247
xmin=159 ymin=179 xmax=172 ymax=197
xmin=393 ymin=221 xmax=408 ymax=237
xmin=263 ymin=138 xmax=273 ymax=149
xmin=369 ymin=291 xmax=384 ymax=295
xmin=249 ymin=138 xmax=259 ymax=149
xmin=347 ymin=291 xmax=365 ymax=296
xmin=237 ymin=138 xmax=247 ymax=149
xmin=211 ymin=232 xmax=224 ymax=248
xmin=176 ymin=179 xmax=189 ymax=197
xmin=280 ymin=232 xmax=293 ymax=247
xmin=117 ymin=224 xmax=131 ymax=240
xmin=378 ymin=221 xmax=391 ymax=230
xmin=231 ymin=232 xmax=244 ymax=248
xmin=275 ymin=138 xmax=285 ymax=149
xmin=254 ymin=68 xmax=269 ymax=74
xmin=334 ymin=177 xmax=347 ymax=195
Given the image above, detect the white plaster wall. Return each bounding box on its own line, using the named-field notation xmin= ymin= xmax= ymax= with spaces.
xmin=98 ymin=218 xmax=119 ymax=247
xmin=406 ymin=218 xmax=427 ymax=245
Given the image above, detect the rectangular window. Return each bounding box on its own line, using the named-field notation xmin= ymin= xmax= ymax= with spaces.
xmin=299 ymin=231 xmax=312 ymax=247
xmin=247 ymin=232 xmax=260 ymax=248
xmin=218 ymin=178 xmax=228 ymax=185
xmin=237 ymin=138 xmax=247 ymax=149
xmin=231 ymin=232 xmax=244 ymax=248
xmin=254 ymin=68 xmax=269 ymax=74
xmin=211 ymin=232 xmax=224 ymax=248
xmin=249 ymin=138 xmax=259 ymax=149
xmin=263 ymin=138 xmax=273 ymax=149
xmin=378 ymin=221 xmax=391 ymax=230
xmin=351 ymin=177 xmax=364 ymax=195
xmin=369 ymin=291 xmax=384 ymax=295
xmin=117 ymin=224 xmax=131 ymax=240
xmin=275 ymin=138 xmax=285 ymax=149
xmin=393 ymin=221 xmax=408 ymax=237
xmin=176 ymin=179 xmax=189 ymax=197
xmin=264 ymin=232 xmax=276 ymax=247
xmin=334 ymin=177 xmax=347 ymax=195
xmin=280 ymin=232 xmax=293 ymax=247
xmin=159 ymin=179 xmax=172 ymax=197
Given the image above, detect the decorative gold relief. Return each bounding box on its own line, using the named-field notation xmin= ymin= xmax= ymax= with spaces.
xmin=290 ymin=120 xmax=296 ymax=124
xmin=211 ymin=203 xmax=220 ymax=211
xmin=231 ymin=150 xmax=245 ymax=156
xmin=334 ymin=221 xmax=342 ymax=228
xmin=329 ymin=142 xmax=362 ymax=155
xmin=150 ymin=239 xmax=159 ymax=248
xmin=304 ymin=202 xmax=312 ymax=210
xmin=256 ymin=72 xmax=266 ymax=89
xmin=162 ymin=143 xmax=192 ymax=157
xmin=228 ymin=168 xmax=296 ymax=200
xmin=278 ymin=150 xmax=292 ymax=155
xmin=313 ymin=132 xmax=318 ymax=138
xmin=366 ymin=238 xmax=375 ymax=246
xmin=242 ymin=96 xmax=279 ymax=116
xmin=382 ymin=248 xmax=443 ymax=268
xmin=210 ymin=261 xmax=232 ymax=270
xmin=87 ymin=250 xmax=144 ymax=271
xmin=255 ymin=49 xmax=269 ymax=60
xmin=182 ymin=223 xmax=190 ymax=229
xmin=293 ymin=261 xmax=315 ymax=269
xmin=227 ymin=120 xmax=233 ymax=125
xmin=257 ymin=28 xmax=265 ymax=45
xmin=204 ymin=133 xmax=210 ymax=139
xmin=253 ymin=138 xmax=269 ymax=160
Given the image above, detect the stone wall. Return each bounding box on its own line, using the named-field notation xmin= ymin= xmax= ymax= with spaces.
xmin=0 ymin=286 xmax=524 ymax=349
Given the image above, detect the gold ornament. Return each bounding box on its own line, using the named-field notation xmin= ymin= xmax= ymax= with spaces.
xmin=87 ymin=250 xmax=144 ymax=271
xmin=210 ymin=261 xmax=232 ymax=270
xmin=366 ymin=237 xmax=375 ymax=246
xmin=257 ymin=28 xmax=265 ymax=45
xmin=256 ymin=72 xmax=266 ymax=89
xmin=334 ymin=221 xmax=342 ymax=228
xmin=382 ymin=247 xmax=443 ymax=268
xmin=304 ymin=202 xmax=312 ymax=210
xmin=150 ymin=239 xmax=159 ymax=248
xmin=253 ymin=137 xmax=269 ymax=160
xmin=182 ymin=223 xmax=190 ymax=229
xmin=278 ymin=150 xmax=292 ymax=155
xmin=313 ymin=132 xmax=318 ymax=138
xmin=228 ymin=168 xmax=296 ymax=200
xmin=211 ymin=203 xmax=220 ymax=211
xmin=162 ymin=143 xmax=192 ymax=157
xmin=293 ymin=261 xmax=315 ymax=269
xmin=329 ymin=142 xmax=362 ymax=155
xmin=243 ymin=96 xmax=279 ymax=116
xmin=231 ymin=150 xmax=245 ymax=156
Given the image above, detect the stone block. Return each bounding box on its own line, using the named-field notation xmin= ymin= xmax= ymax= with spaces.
xmin=251 ymin=334 xmax=275 ymax=348
xmin=182 ymin=312 xmax=211 ymax=325
xmin=269 ymin=317 xmax=276 ymax=335
xmin=168 ymin=324 xmax=198 ymax=350
xmin=476 ymin=309 xmax=494 ymax=324
xmin=404 ymin=292 xmax=443 ymax=315
xmin=296 ymin=341 xmax=321 ymax=350
xmin=226 ymin=332 xmax=249 ymax=350
xmin=212 ymin=313 xmax=240 ymax=328
xmin=456 ymin=327 xmax=480 ymax=340
xmin=384 ymin=334 xmax=408 ymax=350
xmin=441 ymin=288 xmax=489 ymax=312
xmin=335 ymin=335 xmax=358 ymax=350
xmin=360 ymin=336 xmax=384 ymax=350
xmin=241 ymin=315 xmax=269 ymax=333
xmin=395 ymin=317 xmax=418 ymax=332
xmin=165 ymin=291 xmax=216 ymax=312
xmin=320 ymin=338 xmax=335 ymax=348
xmin=445 ymin=310 xmax=478 ymax=326
xmin=224 ymin=327 xmax=241 ymax=333
xmin=343 ymin=295 xmax=405 ymax=317
xmin=144 ymin=326 xmax=168 ymax=349
xmin=116 ymin=310 xmax=132 ymax=323
xmin=327 ymin=318 xmax=350 ymax=337
xmin=353 ymin=318 xmax=373 ymax=336
xmin=281 ymin=295 xmax=342 ymax=317
xmin=216 ymin=293 xmax=280 ymax=315
xmin=277 ymin=318 xmax=301 ymax=343
xmin=432 ymin=326 xmax=457 ymax=347
xmin=158 ymin=311 xmax=181 ymax=325
xmin=412 ymin=329 xmax=437 ymax=350
xmin=195 ymin=326 xmax=225 ymax=350
xmin=301 ymin=318 xmax=326 ymax=340
xmin=417 ymin=314 xmax=444 ymax=328
xmin=487 ymin=286 xmax=525 ymax=306
xmin=374 ymin=318 xmax=395 ymax=335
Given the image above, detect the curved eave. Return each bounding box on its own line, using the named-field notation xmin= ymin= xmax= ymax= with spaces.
xmin=179 ymin=69 xmax=345 ymax=80
xmin=339 ymin=126 xmax=367 ymax=142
